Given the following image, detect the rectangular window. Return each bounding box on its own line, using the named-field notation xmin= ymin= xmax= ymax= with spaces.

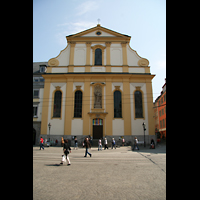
xmin=33 ymin=106 xmax=38 ymax=117
xmin=40 ymin=77 xmax=44 ymax=82
xmin=33 ymin=77 xmax=39 ymax=82
xmin=114 ymin=91 xmax=122 ymax=118
xmin=33 ymin=90 xmax=39 ymax=98
xmin=134 ymin=91 xmax=143 ymax=118
xmin=53 ymin=91 xmax=62 ymax=118
xmin=95 ymin=48 xmax=102 ymax=66
xmin=74 ymin=91 xmax=82 ymax=118
xmin=40 ymin=65 xmax=46 ymax=73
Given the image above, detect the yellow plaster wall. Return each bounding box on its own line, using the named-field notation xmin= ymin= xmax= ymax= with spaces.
xmin=40 ymin=79 xmax=50 ymax=135
xmin=64 ymin=79 xmax=73 ymax=135
xmin=82 ymin=79 xmax=90 ymax=135
xmin=105 ymin=78 xmax=113 ymax=136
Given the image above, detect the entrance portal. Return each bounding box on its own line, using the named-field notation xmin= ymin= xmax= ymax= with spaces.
xmin=93 ymin=119 xmax=103 ymax=139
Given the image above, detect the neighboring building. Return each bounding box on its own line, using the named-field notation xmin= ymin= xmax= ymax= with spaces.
xmin=153 ymin=78 xmax=166 ymax=139
xmin=33 ymin=62 xmax=47 ymax=145
xmin=40 ymin=24 xmax=155 ymax=145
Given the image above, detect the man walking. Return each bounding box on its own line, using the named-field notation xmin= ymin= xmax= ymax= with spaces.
xmin=104 ymin=137 xmax=108 ymax=150
xmin=40 ymin=136 xmax=44 ymax=150
xmin=98 ymin=138 xmax=102 ymax=151
xmin=84 ymin=138 xmax=92 ymax=157
xmin=112 ymin=138 xmax=116 ymax=149
xmin=132 ymin=137 xmax=139 ymax=151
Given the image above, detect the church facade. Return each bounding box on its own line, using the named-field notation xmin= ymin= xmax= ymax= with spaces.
xmin=41 ymin=24 xmax=155 ymax=145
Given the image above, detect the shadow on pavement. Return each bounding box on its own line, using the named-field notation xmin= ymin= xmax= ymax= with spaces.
xmin=128 ymin=144 xmax=166 ymax=154
xmin=45 ymin=164 xmax=61 ymax=166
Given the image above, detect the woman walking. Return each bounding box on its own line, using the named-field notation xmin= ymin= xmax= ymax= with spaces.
xmin=60 ymin=139 xmax=71 ymax=165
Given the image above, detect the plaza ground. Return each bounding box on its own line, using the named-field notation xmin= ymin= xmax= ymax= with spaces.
xmin=33 ymin=144 xmax=166 ymax=200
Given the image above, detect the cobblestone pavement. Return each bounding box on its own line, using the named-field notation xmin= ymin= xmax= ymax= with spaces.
xmin=33 ymin=145 xmax=166 ymax=200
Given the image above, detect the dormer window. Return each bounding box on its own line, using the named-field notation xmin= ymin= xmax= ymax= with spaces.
xmin=40 ymin=65 xmax=46 ymax=73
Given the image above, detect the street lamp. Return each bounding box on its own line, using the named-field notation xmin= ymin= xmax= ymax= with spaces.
xmin=142 ymin=122 xmax=146 ymax=147
xmin=48 ymin=123 xmax=51 ymax=145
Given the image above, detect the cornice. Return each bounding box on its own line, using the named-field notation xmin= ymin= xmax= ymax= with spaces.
xmin=66 ymin=37 xmax=130 ymax=43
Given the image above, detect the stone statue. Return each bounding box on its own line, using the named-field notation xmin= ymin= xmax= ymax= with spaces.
xmin=94 ymin=85 xmax=102 ymax=108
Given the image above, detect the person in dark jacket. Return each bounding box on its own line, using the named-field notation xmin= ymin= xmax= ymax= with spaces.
xmin=150 ymin=138 xmax=155 ymax=149
xmin=84 ymin=138 xmax=92 ymax=157
xmin=60 ymin=139 xmax=71 ymax=165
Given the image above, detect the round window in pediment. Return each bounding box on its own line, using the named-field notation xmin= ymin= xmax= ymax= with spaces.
xmin=96 ymin=31 xmax=102 ymax=36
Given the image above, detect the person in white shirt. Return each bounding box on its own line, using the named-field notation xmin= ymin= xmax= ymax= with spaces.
xmin=98 ymin=138 xmax=102 ymax=151
xmin=104 ymin=138 xmax=108 ymax=150
xmin=132 ymin=137 xmax=139 ymax=151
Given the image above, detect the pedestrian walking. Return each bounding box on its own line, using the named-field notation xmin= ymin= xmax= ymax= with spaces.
xmin=112 ymin=138 xmax=116 ymax=149
xmin=98 ymin=138 xmax=102 ymax=151
xmin=122 ymin=137 xmax=125 ymax=146
xmin=132 ymin=137 xmax=139 ymax=151
xmin=84 ymin=138 xmax=92 ymax=157
xmin=89 ymin=135 xmax=93 ymax=146
xmin=83 ymin=137 xmax=86 ymax=148
xmin=104 ymin=137 xmax=108 ymax=150
xmin=60 ymin=139 xmax=71 ymax=165
xmin=74 ymin=137 xmax=78 ymax=150
xmin=150 ymin=138 xmax=155 ymax=149
xmin=39 ymin=136 xmax=44 ymax=150
xmin=61 ymin=137 xmax=64 ymax=147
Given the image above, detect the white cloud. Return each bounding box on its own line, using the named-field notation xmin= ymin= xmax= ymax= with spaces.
xmin=57 ymin=23 xmax=70 ymax=27
xmin=55 ymin=21 xmax=96 ymax=46
xmin=69 ymin=21 xmax=96 ymax=33
xmin=57 ymin=21 xmax=96 ymax=35
xmin=76 ymin=1 xmax=99 ymax=16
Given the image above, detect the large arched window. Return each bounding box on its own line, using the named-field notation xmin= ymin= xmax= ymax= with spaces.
xmin=95 ymin=48 xmax=102 ymax=65
xmin=134 ymin=91 xmax=143 ymax=118
xmin=74 ymin=90 xmax=82 ymax=118
xmin=114 ymin=91 xmax=122 ymax=118
xmin=53 ymin=91 xmax=62 ymax=117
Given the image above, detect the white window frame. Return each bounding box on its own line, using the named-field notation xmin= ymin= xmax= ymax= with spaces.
xmin=33 ymin=105 xmax=38 ymax=118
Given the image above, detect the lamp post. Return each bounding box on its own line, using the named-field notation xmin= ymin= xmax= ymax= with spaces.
xmin=48 ymin=123 xmax=51 ymax=146
xmin=142 ymin=122 xmax=146 ymax=147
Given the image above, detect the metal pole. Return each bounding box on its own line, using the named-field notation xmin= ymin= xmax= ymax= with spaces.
xmin=144 ymin=129 xmax=146 ymax=147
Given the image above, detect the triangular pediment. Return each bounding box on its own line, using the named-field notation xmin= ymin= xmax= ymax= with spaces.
xmin=66 ymin=24 xmax=131 ymax=39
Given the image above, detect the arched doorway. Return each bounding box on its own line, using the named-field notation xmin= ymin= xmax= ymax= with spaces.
xmin=93 ymin=118 xmax=103 ymax=139
xmin=33 ymin=128 xmax=36 ymax=145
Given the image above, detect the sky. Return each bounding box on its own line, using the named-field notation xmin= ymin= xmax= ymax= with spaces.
xmin=33 ymin=0 xmax=166 ymax=101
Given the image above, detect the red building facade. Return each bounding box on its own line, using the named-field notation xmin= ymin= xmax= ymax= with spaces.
xmin=154 ymin=79 xmax=166 ymax=139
